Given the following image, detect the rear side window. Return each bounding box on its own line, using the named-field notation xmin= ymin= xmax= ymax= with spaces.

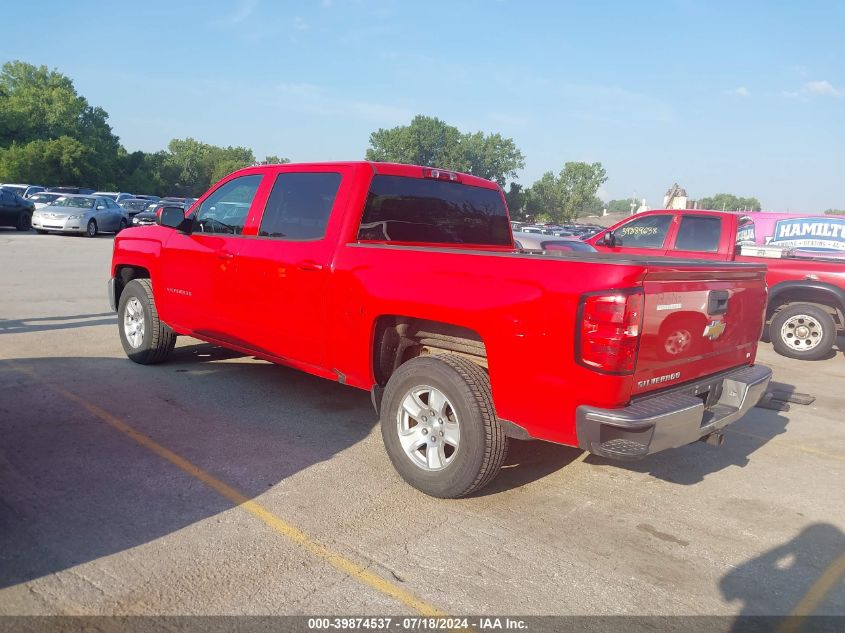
xmin=674 ymin=215 xmax=722 ymax=252
xmin=615 ymin=214 xmax=672 ymax=249
xmin=357 ymin=175 xmax=510 ymax=246
xmin=259 ymin=172 xmax=342 ymax=240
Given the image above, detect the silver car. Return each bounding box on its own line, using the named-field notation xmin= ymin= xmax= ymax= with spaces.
xmin=512 ymin=231 xmax=597 ymax=253
xmin=31 ymin=195 xmax=129 ymax=237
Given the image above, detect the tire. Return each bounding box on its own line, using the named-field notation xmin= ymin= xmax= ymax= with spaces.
xmin=86 ymin=219 xmax=97 ymax=238
xmin=770 ymin=303 xmax=836 ymax=361
xmin=117 ymin=218 xmax=127 ymax=233
xmin=118 ymin=279 xmax=177 ymax=364
xmin=380 ymin=355 xmax=508 ymax=498
xmin=15 ymin=212 xmax=32 ymax=231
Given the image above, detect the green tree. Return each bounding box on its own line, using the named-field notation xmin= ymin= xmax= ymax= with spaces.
xmin=525 ymin=162 xmax=608 ymax=223
xmin=503 ymin=183 xmax=526 ymax=218
xmin=0 ymin=60 xmax=121 ymax=186
xmin=823 ymin=209 xmax=845 ymax=215
xmin=365 ymin=115 xmax=524 ymax=186
xmin=606 ymin=198 xmax=638 ymax=214
xmin=698 ymin=193 xmax=761 ymax=212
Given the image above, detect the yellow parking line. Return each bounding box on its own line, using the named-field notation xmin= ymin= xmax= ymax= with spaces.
xmin=778 ymin=552 xmax=845 ymax=633
xmin=8 ymin=361 xmax=444 ymax=616
xmin=725 ymin=428 xmax=845 ymax=463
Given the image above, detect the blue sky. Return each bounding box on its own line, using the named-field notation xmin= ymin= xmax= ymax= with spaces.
xmin=3 ymin=0 xmax=843 ymax=210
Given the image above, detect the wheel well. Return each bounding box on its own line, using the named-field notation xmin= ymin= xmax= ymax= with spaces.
xmin=372 ymin=316 xmax=487 ymax=386
xmin=767 ymin=290 xmax=844 ymax=327
xmin=114 ymin=265 xmax=150 ymax=307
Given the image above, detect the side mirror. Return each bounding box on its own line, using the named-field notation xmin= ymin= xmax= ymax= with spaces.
xmin=96 ymin=204 xmax=106 ymax=210
xmin=159 ymin=206 xmax=192 ymax=233
xmin=600 ymin=230 xmax=617 ymax=247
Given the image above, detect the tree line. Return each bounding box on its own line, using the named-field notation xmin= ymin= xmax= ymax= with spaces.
xmin=1 ymin=60 xmax=763 ymax=219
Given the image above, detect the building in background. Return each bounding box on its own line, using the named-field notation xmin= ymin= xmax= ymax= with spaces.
xmin=663 ymin=183 xmax=697 ymax=210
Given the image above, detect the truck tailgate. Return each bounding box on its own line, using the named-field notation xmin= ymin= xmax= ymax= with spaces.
xmin=633 ymin=266 xmax=768 ymax=397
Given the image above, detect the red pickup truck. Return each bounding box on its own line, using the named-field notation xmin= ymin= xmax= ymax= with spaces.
xmin=109 ymin=162 xmax=771 ymax=497
xmin=587 ymin=209 xmax=845 ymax=361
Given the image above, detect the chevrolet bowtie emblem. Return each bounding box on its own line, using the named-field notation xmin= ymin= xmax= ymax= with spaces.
xmin=703 ymin=320 xmax=726 ymax=340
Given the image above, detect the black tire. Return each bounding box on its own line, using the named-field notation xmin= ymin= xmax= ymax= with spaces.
xmin=118 ymin=279 xmax=176 ymax=364
xmin=35 ymin=229 xmax=48 ymax=235
xmin=380 ymin=355 xmax=508 ymax=498
xmin=770 ymin=303 xmax=836 ymax=361
xmin=117 ymin=218 xmax=128 ymax=233
xmin=86 ymin=219 xmax=97 ymax=238
xmin=15 ymin=212 xmax=32 ymax=231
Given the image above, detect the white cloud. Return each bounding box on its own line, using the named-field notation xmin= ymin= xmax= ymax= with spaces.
xmin=801 ymin=80 xmax=840 ymax=97
xmin=733 ymin=86 xmax=750 ymax=97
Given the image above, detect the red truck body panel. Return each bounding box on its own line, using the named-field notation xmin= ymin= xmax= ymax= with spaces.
xmin=112 ymin=165 xmax=770 ymax=447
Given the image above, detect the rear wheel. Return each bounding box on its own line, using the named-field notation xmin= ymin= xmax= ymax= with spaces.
xmin=86 ymin=219 xmax=97 ymax=238
xmin=15 ymin=212 xmax=32 ymax=231
xmin=380 ymin=355 xmax=508 ymax=498
xmin=118 ymin=279 xmax=176 ymax=364
xmin=117 ymin=218 xmax=128 ymax=233
xmin=770 ymin=303 xmax=836 ymax=360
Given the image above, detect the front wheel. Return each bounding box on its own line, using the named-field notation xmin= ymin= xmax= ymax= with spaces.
xmin=770 ymin=303 xmax=836 ymax=360
xmin=86 ymin=219 xmax=97 ymax=238
xmin=380 ymin=355 xmax=508 ymax=498
xmin=16 ymin=212 xmax=32 ymax=231
xmin=118 ymin=279 xmax=176 ymax=364
xmin=117 ymin=218 xmax=128 ymax=233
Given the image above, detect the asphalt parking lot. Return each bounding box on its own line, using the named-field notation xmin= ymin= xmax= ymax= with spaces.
xmin=1 ymin=229 xmax=844 ymax=619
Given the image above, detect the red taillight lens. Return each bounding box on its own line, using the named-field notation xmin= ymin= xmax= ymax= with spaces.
xmin=578 ymin=291 xmax=643 ymax=374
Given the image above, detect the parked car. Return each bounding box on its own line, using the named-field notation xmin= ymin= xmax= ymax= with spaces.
xmin=32 ymin=194 xmax=129 ymax=237
xmin=0 ymin=188 xmax=36 ymax=231
xmin=589 ymin=209 xmax=845 ymax=360
xmin=160 ymin=196 xmax=197 ymax=208
xmin=120 ymin=198 xmax=157 ymax=218
xmin=27 ymin=192 xmax=64 ymax=209
xmin=93 ymin=191 xmax=135 ymax=204
xmin=1 ymin=183 xmax=45 ymax=198
xmin=109 ymin=161 xmax=771 ymax=498
xmin=131 ymin=200 xmax=187 ymax=226
xmin=512 ymin=231 xmax=597 ymax=252
xmin=133 ymin=194 xmax=160 ymax=202
xmin=46 ymin=186 xmax=96 ymax=195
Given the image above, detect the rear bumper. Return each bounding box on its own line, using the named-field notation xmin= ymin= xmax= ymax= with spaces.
xmin=576 ymin=364 xmax=772 ymax=460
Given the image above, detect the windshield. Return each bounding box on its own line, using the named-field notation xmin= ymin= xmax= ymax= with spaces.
xmin=29 ymin=193 xmax=60 ymax=204
xmin=53 ymin=197 xmax=95 ymax=209
xmin=122 ymin=200 xmax=151 ymax=211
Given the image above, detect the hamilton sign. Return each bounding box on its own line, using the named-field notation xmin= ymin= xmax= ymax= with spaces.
xmin=770 ymin=217 xmax=845 ymax=252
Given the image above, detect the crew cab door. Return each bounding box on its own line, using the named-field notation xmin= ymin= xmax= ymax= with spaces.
xmin=234 ymin=168 xmax=346 ymax=369
xmin=593 ymin=213 xmax=674 ymax=256
xmin=665 ymin=213 xmax=732 ymax=261
xmin=158 ymin=174 xmax=264 ymax=336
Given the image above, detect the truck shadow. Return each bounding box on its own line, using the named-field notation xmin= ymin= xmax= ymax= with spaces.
xmin=0 ymin=346 xmax=376 ymax=589
xmin=720 ymin=523 xmax=845 ymax=628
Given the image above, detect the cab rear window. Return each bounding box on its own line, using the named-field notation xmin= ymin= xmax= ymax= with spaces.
xmin=357 ymin=175 xmax=510 ymax=246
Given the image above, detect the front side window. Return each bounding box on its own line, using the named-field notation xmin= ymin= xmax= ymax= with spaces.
xmin=357 ymin=175 xmax=510 ymax=246
xmin=258 ymin=172 xmax=342 ymax=240
xmin=615 ymin=214 xmax=672 ymax=249
xmin=194 ymin=174 xmax=263 ymax=235
xmin=674 ymin=215 xmax=722 ymax=252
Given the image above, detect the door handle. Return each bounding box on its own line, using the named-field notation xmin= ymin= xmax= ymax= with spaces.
xmin=217 ymin=251 xmax=235 ymax=260
xmin=297 ymin=260 xmax=323 ymax=272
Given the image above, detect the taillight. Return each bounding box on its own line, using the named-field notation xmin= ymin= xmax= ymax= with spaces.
xmin=577 ymin=290 xmax=643 ymax=374
xmin=422 ymin=167 xmax=461 ymax=183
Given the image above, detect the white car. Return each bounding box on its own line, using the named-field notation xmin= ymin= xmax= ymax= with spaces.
xmin=32 ymin=195 xmax=129 ymax=237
